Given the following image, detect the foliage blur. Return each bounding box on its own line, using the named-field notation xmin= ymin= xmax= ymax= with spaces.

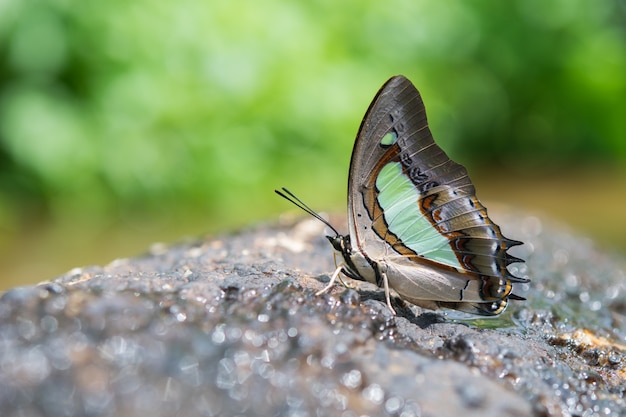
xmin=1 ymin=0 xmax=626 ymax=287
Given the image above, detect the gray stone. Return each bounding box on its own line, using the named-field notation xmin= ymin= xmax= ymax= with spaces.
xmin=0 ymin=211 xmax=624 ymax=417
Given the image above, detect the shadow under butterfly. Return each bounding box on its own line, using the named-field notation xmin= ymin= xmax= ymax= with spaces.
xmin=276 ymin=75 xmax=529 ymax=316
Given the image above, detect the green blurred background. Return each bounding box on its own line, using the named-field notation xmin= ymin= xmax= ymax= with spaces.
xmin=1 ymin=0 xmax=626 ymax=290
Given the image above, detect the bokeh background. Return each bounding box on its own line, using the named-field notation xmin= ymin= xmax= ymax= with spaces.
xmin=1 ymin=0 xmax=626 ymax=290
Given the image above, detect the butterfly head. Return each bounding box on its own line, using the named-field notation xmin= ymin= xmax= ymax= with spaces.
xmin=275 ymin=187 xmax=367 ymax=283
xmin=326 ymin=234 xmax=363 ymax=281
xmin=326 ymin=234 xmax=350 ymax=254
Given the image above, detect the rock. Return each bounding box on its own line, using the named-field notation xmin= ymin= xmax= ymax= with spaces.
xmin=0 ymin=211 xmax=624 ymax=417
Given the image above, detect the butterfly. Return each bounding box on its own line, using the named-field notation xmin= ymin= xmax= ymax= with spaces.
xmin=276 ymin=75 xmax=528 ymax=316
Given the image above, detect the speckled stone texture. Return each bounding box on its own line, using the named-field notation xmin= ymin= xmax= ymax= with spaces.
xmin=0 ymin=210 xmax=624 ymax=417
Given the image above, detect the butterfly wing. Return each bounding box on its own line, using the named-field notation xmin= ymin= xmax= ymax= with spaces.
xmin=347 ymin=75 xmax=526 ymax=315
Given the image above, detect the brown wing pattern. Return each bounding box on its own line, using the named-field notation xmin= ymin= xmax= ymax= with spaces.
xmin=346 ymin=76 xmax=527 ymax=315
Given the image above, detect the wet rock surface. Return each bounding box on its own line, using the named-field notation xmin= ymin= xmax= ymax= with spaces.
xmin=0 ymin=211 xmax=624 ymax=417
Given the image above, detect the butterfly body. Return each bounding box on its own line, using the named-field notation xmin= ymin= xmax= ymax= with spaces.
xmin=277 ymin=75 xmax=527 ymax=316
xmin=330 ymin=231 xmax=516 ymax=315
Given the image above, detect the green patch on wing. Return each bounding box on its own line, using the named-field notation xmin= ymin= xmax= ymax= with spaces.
xmin=380 ymin=131 xmax=397 ymax=146
xmin=376 ymin=162 xmax=462 ymax=268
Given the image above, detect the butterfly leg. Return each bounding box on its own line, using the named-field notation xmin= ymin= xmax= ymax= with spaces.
xmin=333 ymin=252 xmax=354 ymax=289
xmin=337 ymin=274 xmax=353 ymax=289
xmin=381 ymin=271 xmax=397 ymax=315
xmin=316 ymin=264 xmax=343 ymax=296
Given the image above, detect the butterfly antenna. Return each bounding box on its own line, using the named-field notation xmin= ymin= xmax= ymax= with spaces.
xmin=274 ymin=187 xmax=341 ymax=237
